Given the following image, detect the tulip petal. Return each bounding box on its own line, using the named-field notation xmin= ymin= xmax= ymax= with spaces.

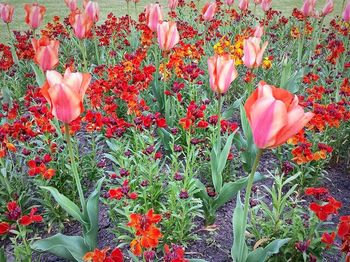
xmin=249 ymin=97 xmax=287 ymax=148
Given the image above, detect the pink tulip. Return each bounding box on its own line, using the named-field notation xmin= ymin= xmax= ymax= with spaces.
xmin=301 ymin=0 xmax=316 ymax=17
xmin=244 ymin=81 xmax=314 ymax=149
xmin=242 ymin=37 xmax=268 ymax=69
xmin=202 ymin=2 xmax=217 ymax=22
xmin=41 ymin=68 xmax=91 ymax=124
xmin=157 ymin=21 xmax=180 ymax=51
xmin=253 ymin=25 xmax=264 ymax=38
xmin=69 ymin=10 xmax=93 ymax=39
xmin=24 ymin=3 xmax=46 ymax=29
xmin=32 ymin=37 xmax=60 ymax=72
xmin=225 ymin=0 xmax=234 ymax=6
xmin=145 ymin=4 xmax=163 ymax=32
xmin=83 ymin=0 xmax=99 ymax=23
xmin=64 ymin=0 xmax=78 ymax=12
xmin=238 ymin=0 xmax=249 ymax=11
xmin=168 ymin=0 xmax=178 ymax=10
xmin=322 ymin=0 xmax=333 ymax=16
xmin=343 ymin=0 xmax=350 ymax=22
xmin=261 ymin=0 xmax=272 ymax=12
xmin=0 ymin=3 xmax=14 ymax=23
xmin=207 ymin=55 xmax=238 ymax=94
xmin=254 ymin=0 xmax=262 ymax=4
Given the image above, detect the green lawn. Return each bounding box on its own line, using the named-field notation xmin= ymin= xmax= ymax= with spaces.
xmin=0 ymin=0 xmax=345 ymax=41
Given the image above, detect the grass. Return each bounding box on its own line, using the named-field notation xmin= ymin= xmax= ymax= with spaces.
xmin=0 ymin=0 xmax=346 ymax=41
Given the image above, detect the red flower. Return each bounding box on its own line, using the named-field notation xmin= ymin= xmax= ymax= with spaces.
xmin=19 ymin=208 xmax=43 ymax=226
xmin=0 ymin=222 xmax=10 ymax=235
xmin=321 ymin=232 xmax=336 ymax=248
xmin=156 ymin=118 xmax=167 ymax=128
xmin=309 ymin=197 xmax=342 ymax=221
xmin=305 ymin=187 xmax=329 ymax=200
xmin=164 ymin=244 xmax=189 ymax=262
xmin=6 ymin=201 xmax=21 ymax=221
xmin=338 ymin=216 xmax=350 ymax=239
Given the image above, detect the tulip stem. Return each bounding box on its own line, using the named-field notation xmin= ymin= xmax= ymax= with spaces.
xmin=217 ymin=92 xmax=222 ymax=142
xmin=64 ymin=124 xmax=86 ymax=212
xmin=239 ymin=149 xmax=263 ymax=256
xmin=6 ymin=23 xmax=12 ymax=39
xmin=79 ymin=39 xmax=88 ymax=72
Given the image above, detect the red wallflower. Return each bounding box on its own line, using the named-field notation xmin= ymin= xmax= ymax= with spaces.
xmin=19 ymin=208 xmax=43 ymax=226
xmin=0 ymin=222 xmax=10 ymax=235
xmin=321 ymin=232 xmax=336 ymax=248
xmin=310 ymin=197 xmax=342 ymax=221
xmin=83 ymin=247 xmax=124 ymax=262
xmin=128 ymin=209 xmax=162 ymax=256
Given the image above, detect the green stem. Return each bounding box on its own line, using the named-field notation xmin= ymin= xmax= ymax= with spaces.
xmin=217 ymin=92 xmax=222 ymax=142
xmin=240 ymin=149 xmax=263 ymax=255
xmin=93 ymin=26 xmax=101 ymax=65
xmin=79 ymin=39 xmax=88 ymax=72
xmin=6 ymin=23 xmax=12 ymax=39
xmin=64 ymin=124 xmax=85 ymax=212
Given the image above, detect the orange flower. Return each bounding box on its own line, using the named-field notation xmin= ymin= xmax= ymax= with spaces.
xmin=31 ymin=37 xmax=60 ymax=72
xmin=128 ymin=209 xmax=162 ymax=256
xmin=41 ymin=68 xmax=91 ymax=123
xmin=24 ymin=3 xmax=46 ymax=29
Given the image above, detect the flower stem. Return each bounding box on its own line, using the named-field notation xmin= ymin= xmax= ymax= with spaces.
xmin=79 ymin=39 xmax=88 ymax=72
xmin=240 ymin=149 xmax=263 ymax=254
xmin=217 ymin=92 xmax=222 ymax=142
xmin=64 ymin=124 xmax=85 ymax=212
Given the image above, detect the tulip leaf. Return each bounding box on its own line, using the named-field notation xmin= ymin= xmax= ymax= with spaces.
xmin=217 ymin=132 xmax=236 ymax=176
xmin=83 ymin=177 xmax=105 ymax=250
xmin=246 ymin=238 xmax=290 ymax=262
xmin=214 ymin=172 xmax=263 ymax=210
xmin=231 ymin=193 xmax=248 ymax=262
xmin=31 ymin=63 xmax=45 ymax=87
xmin=31 ymin=233 xmax=88 ymax=261
xmin=41 ymin=186 xmax=85 ymax=224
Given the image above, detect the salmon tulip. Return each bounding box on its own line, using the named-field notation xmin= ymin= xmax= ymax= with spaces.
xmin=238 ymin=0 xmax=249 ymax=11
xmin=253 ymin=25 xmax=264 ymax=38
xmin=225 ymin=0 xmax=234 ymax=6
xmin=202 ymin=2 xmax=217 ymax=22
xmin=343 ymin=0 xmax=350 ymax=22
xmin=41 ymin=69 xmax=91 ymax=124
xmin=1 ymin=3 xmax=14 ymax=23
xmin=301 ymin=0 xmax=316 ymax=17
xmin=32 ymin=37 xmax=60 ymax=72
xmin=24 ymin=3 xmax=46 ymax=29
xmin=69 ymin=10 xmax=93 ymax=39
xmin=261 ymin=0 xmax=272 ymax=12
xmin=168 ymin=0 xmax=178 ymax=10
xmin=244 ymin=81 xmax=314 ymax=149
xmin=157 ymin=21 xmax=180 ymax=51
xmin=322 ymin=0 xmax=333 ymax=16
xmin=64 ymin=0 xmax=78 ymax=11
xmin=208 ymin=55 xmax=238 ymax=94
xmin=242 ymin=37 xmax=268 ymax=69
xmin=145 ymin=4 xmax=163 ymax=32
xmin=83 ymin=0 xmax=99 ymax=23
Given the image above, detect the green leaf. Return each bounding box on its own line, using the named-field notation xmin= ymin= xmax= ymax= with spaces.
xmin=246 ymin=238 xmax=290 ymax=262
xmin=83 ymin=177 xmax=105 ymax=250
xmin=231 ymin=193 xmax=248 ymax=262
xmin=31 ymin=63 xmax=45 ymax=87
xmin=41 ymin=186 xmax=85 ymax=224
xmin=189 ymin=259 xmax=208 ymax=262
xmin=217 ymin=132 xmax=235 ymax=176
xmin=222 ymin=97 xmax=243 ymax=119
xmin=214 ymin=172 xmax=263 ymax=210
xmin=31 ymin=233 xmax=88 ymax=262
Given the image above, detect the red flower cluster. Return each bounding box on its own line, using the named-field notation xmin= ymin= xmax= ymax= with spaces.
xmin=0 ymin=43 xmax=14 ymax=71
xmin=108 ymin=180 xmax=138 ymax=200
xmin=0 ymin=201 xmax=43 ymax=236
xmin=127 ymin=209 xmax=162 ymax=256
xmin=27 ymin=155 xmax=56 ymax=180
xmin=309 ymin=196 xmax=342 ymax=221
xmin=83 ymin=247 xmax=124 ymax=262
xmin=179 ymin=101 xmax=207 ymax=130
